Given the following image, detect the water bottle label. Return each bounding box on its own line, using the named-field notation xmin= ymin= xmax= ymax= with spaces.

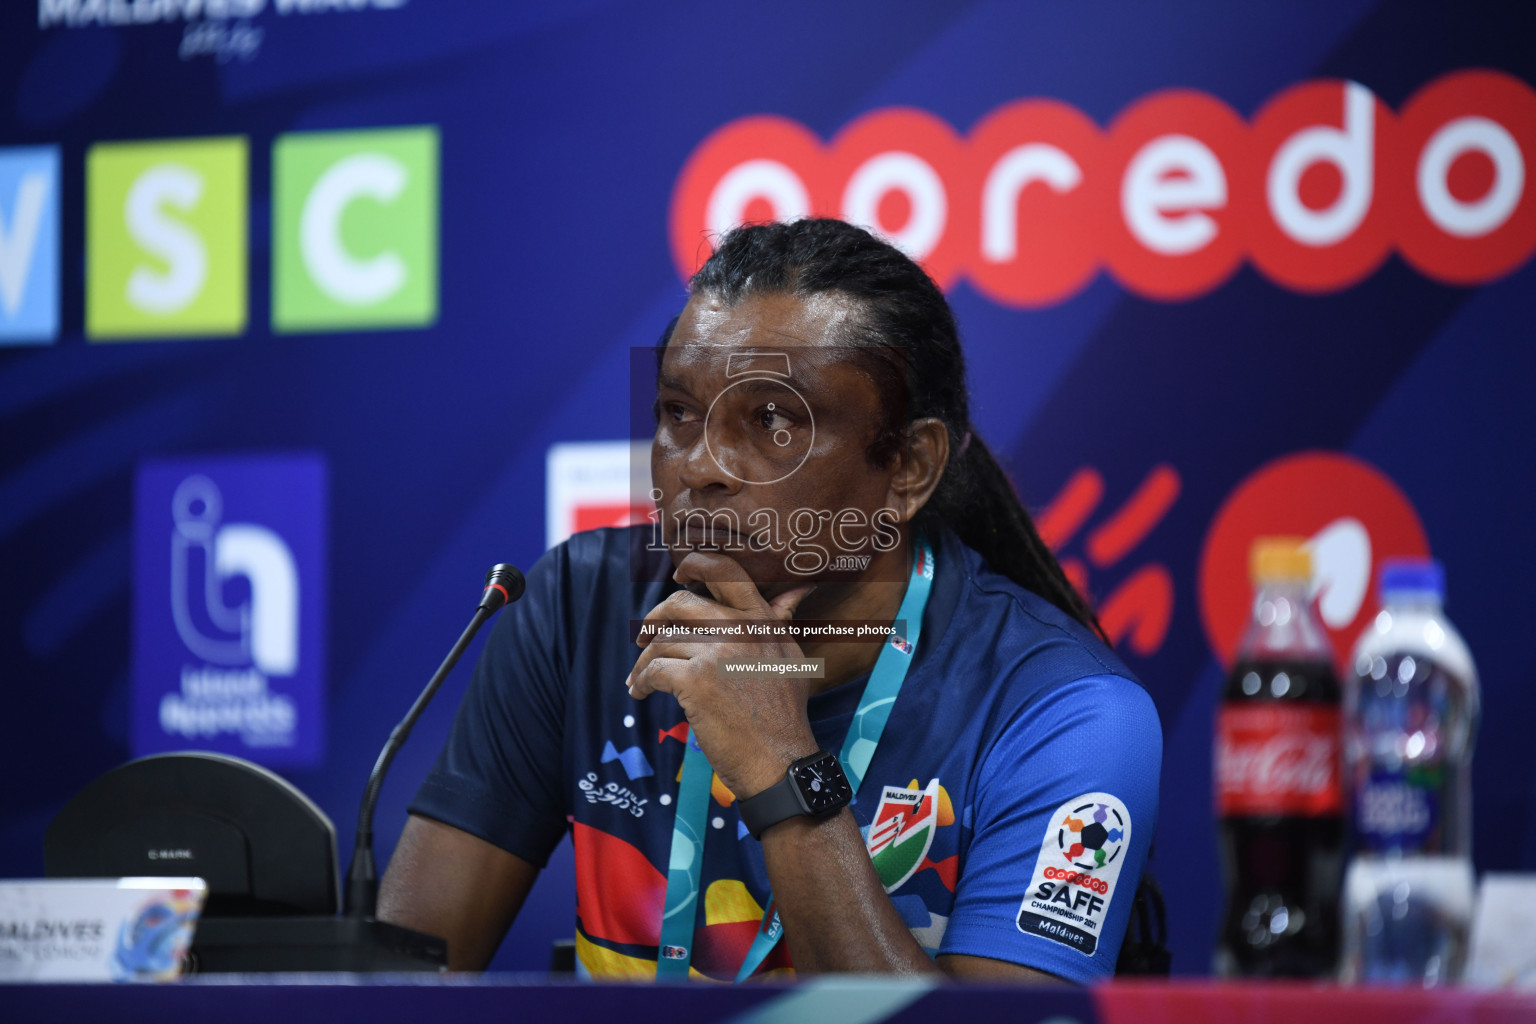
xmin=1355 ymin=767 xmax=1441 ymax=851
xmin=1216 ymin=703 xmax=1343 ymax=815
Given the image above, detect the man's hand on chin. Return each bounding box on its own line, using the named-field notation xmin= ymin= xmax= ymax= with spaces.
xmin=625 ymin=549 xmax=819 ymax=799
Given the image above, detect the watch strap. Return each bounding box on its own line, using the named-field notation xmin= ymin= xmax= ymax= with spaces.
xmin=737 ymin=771 xmax=807 ymax=840
xmin=738 ymin=750 xmax=852 ymax=839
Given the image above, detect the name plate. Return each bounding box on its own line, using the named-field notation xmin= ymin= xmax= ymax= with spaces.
xmin=1468 ymin=873 xmax=1536 ymax=988
xmin=0 ymin=878 xmax=206 ymax=983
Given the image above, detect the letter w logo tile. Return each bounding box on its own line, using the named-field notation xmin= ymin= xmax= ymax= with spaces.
xmin=0 ymin=147 xmax=60 ymax=344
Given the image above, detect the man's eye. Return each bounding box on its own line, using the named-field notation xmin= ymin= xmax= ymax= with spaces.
xmin=666 ymin=403 xmax=699 ymax=424
xmin=756 ymin=406 xmax=791 ymax=431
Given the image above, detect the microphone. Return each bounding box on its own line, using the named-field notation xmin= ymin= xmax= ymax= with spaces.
xmin=344 ymin=563 xmax=525 ymax=919
xmin=479 ymin=562 xmax=526 ymax=612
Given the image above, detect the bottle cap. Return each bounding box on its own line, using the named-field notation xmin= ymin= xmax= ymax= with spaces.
xmin=1250 ymin=537 xmax=1311 ymax=583
xmin=1379 ymin=557 xmax=1444 ymax=600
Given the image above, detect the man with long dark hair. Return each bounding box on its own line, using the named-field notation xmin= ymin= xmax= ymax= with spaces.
xmin=381 ymin=219 xmax=1161 ymax=983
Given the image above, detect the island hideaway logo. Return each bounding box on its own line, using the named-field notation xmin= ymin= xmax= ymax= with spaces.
xmin=132 ymin=455 xmax=326 ymax=767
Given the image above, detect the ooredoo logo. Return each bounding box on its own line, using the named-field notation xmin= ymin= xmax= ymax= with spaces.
xmin=1198 ymin=451 xmax=1430 ymax=669
xmin=671 ymin=70 xmax=1536 ymax=305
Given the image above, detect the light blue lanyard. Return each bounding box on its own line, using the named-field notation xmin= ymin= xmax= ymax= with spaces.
xmin=654 ymin=536 xmax=936 ymax=982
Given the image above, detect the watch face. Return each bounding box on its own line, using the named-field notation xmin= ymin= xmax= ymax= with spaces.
xmin=792 ymin=753 xmax=852 ymax=814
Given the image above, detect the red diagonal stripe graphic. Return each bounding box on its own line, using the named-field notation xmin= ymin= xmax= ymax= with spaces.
xmin=1086 ymin=464 xmax=1181 ymax=567
xmin=1035 ymin=467 xmax=1104 ymax=551
xmin=1099 ymin=563 xmax=1175 ymax=655
xmin=1060 ymin=557 xmax=1090 ymax=603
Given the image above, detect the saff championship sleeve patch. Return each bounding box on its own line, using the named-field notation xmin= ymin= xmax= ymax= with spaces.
xmin=1016 ymin=791 xmax=1132 ymax=956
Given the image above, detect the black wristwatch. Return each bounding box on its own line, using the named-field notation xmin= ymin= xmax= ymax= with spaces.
xmin=736 ymin=750 xmax=853 ymax=839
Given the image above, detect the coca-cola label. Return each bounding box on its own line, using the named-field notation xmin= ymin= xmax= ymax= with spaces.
xmin=1216 ymin=703 xmax=1342 ymax=816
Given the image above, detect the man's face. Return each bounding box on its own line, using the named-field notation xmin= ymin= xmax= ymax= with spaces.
xmin=650 ymin=290 xmax=905 ymax=593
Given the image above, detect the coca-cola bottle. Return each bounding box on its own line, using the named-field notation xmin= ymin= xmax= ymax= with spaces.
xmin=1215 ymin=537 xmax=1343 ymax=977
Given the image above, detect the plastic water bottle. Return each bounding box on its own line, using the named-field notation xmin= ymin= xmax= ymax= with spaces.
xmin=1340 ymin=558 xmax=1480 ymax=986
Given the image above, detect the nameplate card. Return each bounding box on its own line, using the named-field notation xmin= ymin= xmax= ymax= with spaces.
xmin=0 ymin=877 xmax=206 ymax=983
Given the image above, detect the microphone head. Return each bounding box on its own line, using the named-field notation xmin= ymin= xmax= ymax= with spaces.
xmin=479 ymin=563 xmax=526 ymax=611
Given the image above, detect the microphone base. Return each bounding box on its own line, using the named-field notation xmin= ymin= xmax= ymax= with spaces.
xmin=186 ymin=916 xmax=447 ymax=974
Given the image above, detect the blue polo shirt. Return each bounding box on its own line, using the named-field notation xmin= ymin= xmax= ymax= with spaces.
xmin=410 ymin=525 xmax=1161 ymax=983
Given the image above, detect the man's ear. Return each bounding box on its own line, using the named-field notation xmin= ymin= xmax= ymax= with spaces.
xmin=885 ymin=417 xmax=950 ymax=523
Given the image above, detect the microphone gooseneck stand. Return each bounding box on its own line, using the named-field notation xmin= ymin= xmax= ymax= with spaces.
xmin=107 ymin=563 xmax=528 ymax=975
xmin=345 ymin=563 xmax=526 ymax=919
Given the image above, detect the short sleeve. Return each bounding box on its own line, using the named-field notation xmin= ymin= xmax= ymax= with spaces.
xmin=939 ymin=674 xmax=1162 ymax=983
xmin=407 ymin=543 xmax=573 ymax=867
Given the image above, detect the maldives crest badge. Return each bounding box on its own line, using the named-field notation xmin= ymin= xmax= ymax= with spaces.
xmin=866 ymin=778 xmax=940 ymax=892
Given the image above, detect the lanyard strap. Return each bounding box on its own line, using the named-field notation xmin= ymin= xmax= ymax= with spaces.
xmin=655 ymin=537 xmax=936 ymax=982
xmin=655 ymin=732 xmax=715 ymax=980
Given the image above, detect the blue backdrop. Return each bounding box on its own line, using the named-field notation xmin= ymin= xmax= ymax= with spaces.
xmin=2 ymin=0 xmax=1534 ymax=975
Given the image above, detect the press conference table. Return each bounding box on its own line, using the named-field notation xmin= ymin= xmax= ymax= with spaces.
xmin=7 ymin=976 xmax=1536 ymax=1024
